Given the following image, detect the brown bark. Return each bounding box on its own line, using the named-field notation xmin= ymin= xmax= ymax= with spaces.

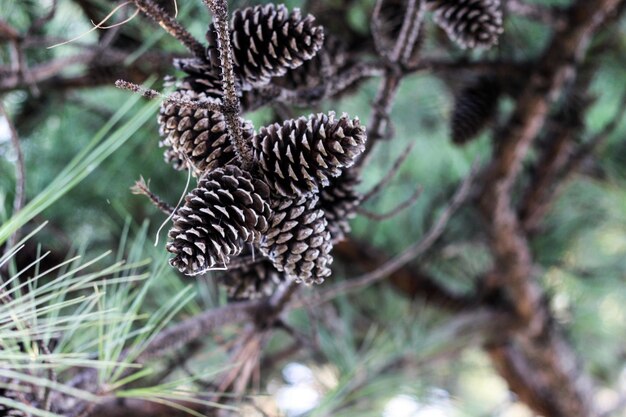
xmin=519 ymin=128 xmax=575 ymax=234
xmin=477 ymin=1 xmax=625 ymax=416
xmin=487 ymin=325 xmax=594 ymax=417
xmin=480 ymin=0 xmax=621 ymax=324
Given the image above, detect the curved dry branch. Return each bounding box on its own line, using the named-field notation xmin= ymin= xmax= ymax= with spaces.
xmin=307 ymin=165 xmax=476 ymax=307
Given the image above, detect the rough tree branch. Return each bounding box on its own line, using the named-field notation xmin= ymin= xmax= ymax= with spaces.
xmin=477 ymin=1 xmax=625 ymax=416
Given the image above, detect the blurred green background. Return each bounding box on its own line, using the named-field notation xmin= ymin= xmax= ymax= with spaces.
xmin=1 ymin=0 xmax=626 ymax=415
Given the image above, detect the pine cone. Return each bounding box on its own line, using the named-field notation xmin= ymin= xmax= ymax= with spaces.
xmin=219 ymin=257 xmax=285 ymax=300
xmin=206 ymin=3 xmax=324 ymax=86
xmin=426 ymin=0 xmax=503 ymax=49
xmin=167 ymin=165 xmax=272 ymax=275
xmin=272 ymin=33 xmax=351 ymax=91
xmin=172 ymin=58 xmax=265 ymax=110
xmin=158 ymin=88 xmax=255 ymax=173
xmin=253 ymin=112 xmax=366 ymax=197
xmin=319 ymin=170 xmax=362 ymax=243
xmin=261 ymin=195 xmax=332 ymax=285
xmin=173 ymin=58 xmax=226 ymax=100
xmin=451 ymin=76 xmax=501 ymax=144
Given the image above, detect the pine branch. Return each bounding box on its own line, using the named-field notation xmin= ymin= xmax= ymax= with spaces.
xmin=116 ymin=79 xmax=223 ymax=112
xmin=307 ymin=166 xmax=476 ymax=307
xmin=136 ymin=301 xmax=256 ymax=363
xmin=477 ymin=1 xmax=626 ymax=416
xmin=130 ymin=177 xmax=175 ymax=215
xmin=88 ymin=397 xmax=215 ymax=417
xmin=361 ymin=142 xmax=415 ymax=203
xmin=132 ymin=0 xmax=205 ymax=59
xmin=357 ymin=186 xmax=422 ymax=221
xmin=517 ymin=68 xmax=594 ymax=232
xmin=479 ymin=0 xmax=624 ymax=327
xmin=361 ymin=0 xmax=425 ymax=158
xmin=202 ymin=0 xmax=252 ymax=169
xmin=333 ymin=239 xmax=477 ymax=312
xmin=561 ymin=87 xmax=626 ymax=178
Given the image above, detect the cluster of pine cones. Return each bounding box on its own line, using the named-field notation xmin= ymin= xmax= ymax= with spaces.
xmin=156 ymin=4 xmax=366 ymax=298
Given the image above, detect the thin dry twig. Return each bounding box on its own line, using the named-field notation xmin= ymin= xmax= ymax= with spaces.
xmin=358 ymin=186 xmax=423 ymax=221
xmin=519 ymin=70 xmax=596 ymax=233
xmin=27 ymin=0 xmax=58 ymax=37
xmin=371 ymin=0 xmax=390 ymax=59
xmin=361 ymin=0 xmax=425 ymax=156
xmin=133 ymin=0 xmax=205 ymax=59
xmin=361 ymin=142 xmax=415 ymax=203
xmin=131 ymin=177 xmax=175 ymax=215
xmin=47 ymin=1 xmax=138 ymax=49
xmin=214 ymin=326 xmax=268 ymax=396
xmin=115 ymin=79 xmax=223 ymax=112
xmin=565 ymin=88 xmax=626 ymax=172
xmin=1 ymin=53 xmax=98 ymax=92
xmin=249 ymin=61 xmax=386 ymax=107
xmin=506 ymin=0 xmax=566 ymax=28
xmin=520 ymin=88 xmax=626 ymax=232
xmin=390 ymin=0 xmax=420 ymax=62
xmin=307 ymin=163 xmax=477 ymax=306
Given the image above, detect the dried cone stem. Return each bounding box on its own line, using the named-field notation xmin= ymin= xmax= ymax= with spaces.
xmin=204 ymin=0 xmax=252 ymax=169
